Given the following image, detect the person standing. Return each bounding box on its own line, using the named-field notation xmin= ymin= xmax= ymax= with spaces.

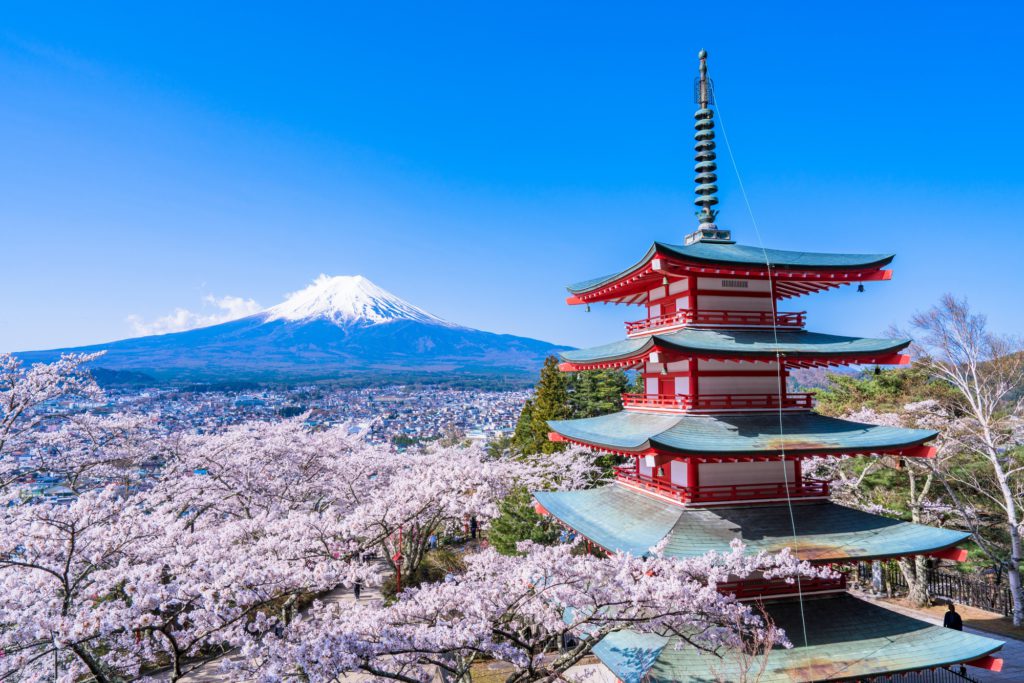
xmin=353 ymin=578 xmax=363 ymax=601
xmin=943 ymin=602 xmax=963 ymax=631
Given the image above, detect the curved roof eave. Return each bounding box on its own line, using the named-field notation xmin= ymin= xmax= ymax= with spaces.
xmin=547 ymin=411 xmax=937 ymax=456
xmin=560 ymin=329 xmax=912 ymax=366
xmin=566 ymin=241 xmax=895 ymax=295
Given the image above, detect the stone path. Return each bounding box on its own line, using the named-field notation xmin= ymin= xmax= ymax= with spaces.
xmin=858 ymin=594 xmax=1024 ymax=682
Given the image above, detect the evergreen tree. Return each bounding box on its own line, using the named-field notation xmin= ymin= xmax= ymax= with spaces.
xmin=513 ymin=358 xmax=634 ymax=455
xmin=514 ymin=356 xmax=571 ymax=454
xmin=489 ymin=487 xmax=560 ymax=555
xmin=570 ymin=369 xmax=629 ymax=418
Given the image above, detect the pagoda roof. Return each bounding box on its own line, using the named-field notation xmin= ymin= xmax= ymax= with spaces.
xmin=547 ymin=411 xmax=935 ymax=457
xmin=532 ymin=485 xmax=969 ymax=562
xmin=593 ymin=593 xmax=1002 ymax=682
xmin=568 ymin=241 xmax=895 ymax=295
xmin=559 ymin=328 xmax=910 ymax=368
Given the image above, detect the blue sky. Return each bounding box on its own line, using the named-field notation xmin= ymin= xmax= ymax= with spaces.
xmin=2 ymin=2 xmax=1022 ymax=351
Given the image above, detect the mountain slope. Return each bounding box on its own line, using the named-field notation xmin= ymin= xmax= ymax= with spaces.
xmin=17 ymin=276 xmax=569 ymax=384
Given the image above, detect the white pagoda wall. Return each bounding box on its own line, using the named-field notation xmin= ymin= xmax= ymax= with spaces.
xmin=696 ymin=359 xmax=782 ymax=396
xmin=698 ymin=460 xmax=796 ymax=487
xmin=669 ymin=459 xmax=689 ymax=486
xmin=695 ymin=277 xmax=773 ymax=313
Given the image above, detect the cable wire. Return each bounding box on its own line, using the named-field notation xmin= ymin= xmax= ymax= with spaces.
xmin=706 ymin=66 xmax=810 ymax=649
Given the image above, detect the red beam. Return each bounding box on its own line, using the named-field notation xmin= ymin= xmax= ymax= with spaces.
xmin=928 ymin=547 xmax=968 ymax=562
xmin=901 ymin=445 xmax=937 ymax=459
xmin=966 ymin=655 xmax=1003 ymax=672
xmin=547 ymin=432 xmax=568 ymax=443
xmin=533 ymin=502 xmax=549 ymax=516
xmin=566 ymin=295 xmax=585 ymax=305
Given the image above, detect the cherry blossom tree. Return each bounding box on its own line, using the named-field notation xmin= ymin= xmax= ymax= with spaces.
xmin=0 ymin=352 xmax=103 ymax=491
xmin=237 ymin=540 xmax=830 ymax=683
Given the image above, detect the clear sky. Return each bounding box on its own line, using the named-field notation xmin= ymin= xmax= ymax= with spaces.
xmin=2 ymin=2 xmax=1022 ymax=352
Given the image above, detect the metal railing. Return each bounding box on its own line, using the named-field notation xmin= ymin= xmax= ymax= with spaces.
xmin=621 ymin=392 xmax=814 ymax=412
xmin=625 ymin=309 xmax=805 ymax=335
xmin=614 ymin=467 xmax=830 ymax=504
xmin=854 ymin=561 xmax=1013 ymax=617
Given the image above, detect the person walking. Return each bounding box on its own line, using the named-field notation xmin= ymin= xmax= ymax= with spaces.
xmin=353 ymin=578 xmax=363 ymax=601
xmin=470 ymin=516 xmax=478 ymax=540
xmin=943 ymin=602 xmax=963 ymax=631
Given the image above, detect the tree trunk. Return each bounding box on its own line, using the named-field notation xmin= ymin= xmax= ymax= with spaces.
xmin=899 ymin=556 xmax=930 ymax=607
xmin=871 ymin=560 xmax=883 ymax=595
xmin=991 ymin=452 xmax=1024 ymax=626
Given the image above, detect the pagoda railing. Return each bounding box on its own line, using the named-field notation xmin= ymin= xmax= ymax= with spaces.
xmin=614 ymin=466 xmax=830 ymax=504
xmin=717 ymin=574 xmax=847 ymax=600
xmin=625 ymin=309 xmax=805 ymax=336
xmin=621 ymin=392 xmax=814 ymax=412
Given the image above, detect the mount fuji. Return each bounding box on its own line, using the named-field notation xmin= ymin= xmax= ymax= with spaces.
xmin=17 ymin=275 xmax=569 ymax=385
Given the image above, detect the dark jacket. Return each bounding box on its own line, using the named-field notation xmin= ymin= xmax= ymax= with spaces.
xmin=943 ymin=611 xmax=963 ymax=631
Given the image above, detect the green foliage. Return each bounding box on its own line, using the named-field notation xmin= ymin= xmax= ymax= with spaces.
xmin=512 ymin=357 xmax=630 ymax=455
xmin=813 ymin=365 xmax=955 ymax=417
xmin=569 ymin=369 xmax=629 ymax=418
xmin=489 ymin=487 xmax=560 ymax=556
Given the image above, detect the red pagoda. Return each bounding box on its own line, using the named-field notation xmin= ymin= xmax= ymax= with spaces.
xmin=533 ymin=51 xmax=1006 ymax=682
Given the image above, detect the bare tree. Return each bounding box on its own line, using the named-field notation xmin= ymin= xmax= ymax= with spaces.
xmin=910 ymin=294 xmax=1024 ymax=624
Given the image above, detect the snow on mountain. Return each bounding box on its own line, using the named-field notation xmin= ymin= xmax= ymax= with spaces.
xmin=16 ymin=274 xmax=568 ymax=384
xmin=262 ymin=275 xmax=453 ymax=327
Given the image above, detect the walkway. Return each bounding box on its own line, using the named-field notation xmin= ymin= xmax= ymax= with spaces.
xmin=857 ymin=593 xmax=1024 ymax=682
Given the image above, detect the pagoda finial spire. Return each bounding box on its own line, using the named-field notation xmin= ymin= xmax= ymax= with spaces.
xmin=685 ymin=49 xmax=733 ymax=246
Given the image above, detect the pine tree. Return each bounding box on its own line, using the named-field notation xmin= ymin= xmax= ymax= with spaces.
xmin=514 ymin=356 xmax=571 ymax=454
xmin=489 ymin=487 xmax=560 ymax=555
xmin=512 ymin=398 xmax=544 ymax=454
xmin=514 ymin=359 xmax=634 ymax=455
xmin=570 ymin=369 xmax=629 ymax=418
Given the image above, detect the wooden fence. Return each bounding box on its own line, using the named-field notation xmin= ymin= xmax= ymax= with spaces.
xmin=856 ymin=561 xmax=1013 ymax=617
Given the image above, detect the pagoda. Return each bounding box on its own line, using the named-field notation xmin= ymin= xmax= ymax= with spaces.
xmin=533 ymin=51 xmax=1006 ymax=682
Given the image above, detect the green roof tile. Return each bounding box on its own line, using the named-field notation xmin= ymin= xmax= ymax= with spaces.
xmin=594 ymin=594 xmax=1003 ymax=682
xmin=560 ymin=328 xmax=911 ymax=365
xmin=547 ymin=411 xmax=936 ymax=456
xmin=533 ymin=485 xmax=970 ymax=562
xmin=568 ymin=241 xmax=895 ymax=294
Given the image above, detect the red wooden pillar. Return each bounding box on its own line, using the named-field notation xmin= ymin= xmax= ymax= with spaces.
xmin=689 ymin=358 xmax=699 ymax=401
xmin=687 ymin=457 xmax=699 ymax=492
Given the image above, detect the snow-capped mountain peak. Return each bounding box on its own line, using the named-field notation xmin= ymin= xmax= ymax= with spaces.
xmin=263 ymin=274 xmax=451 ymax=326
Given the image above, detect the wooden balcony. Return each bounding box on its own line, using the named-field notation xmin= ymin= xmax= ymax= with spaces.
xmin=614 ymin=466 xmax=830 ymax=505
xmin=621 ymin=392 xmax=814 ymax=413
xmin=625 ymin=309 xmax=805 ymax=336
